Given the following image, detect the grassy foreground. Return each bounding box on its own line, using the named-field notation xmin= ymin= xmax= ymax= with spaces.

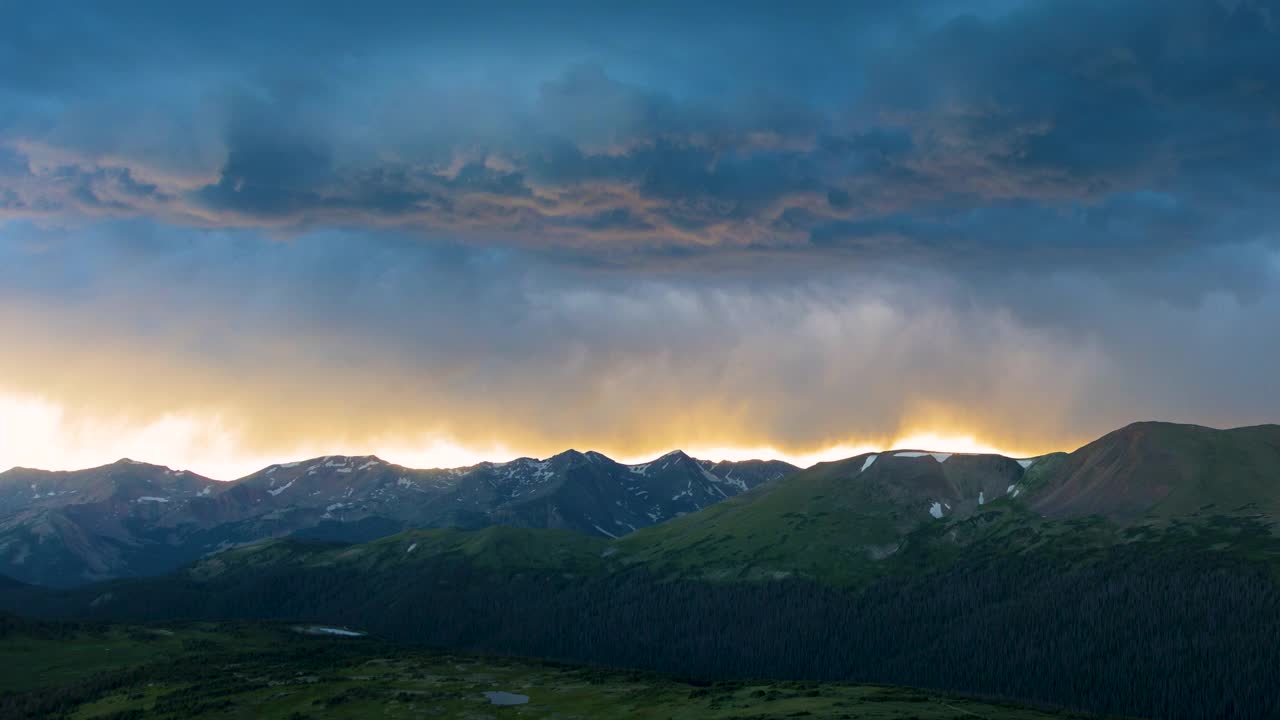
xmin=0 ymin=618 xmax=1100 ymax=720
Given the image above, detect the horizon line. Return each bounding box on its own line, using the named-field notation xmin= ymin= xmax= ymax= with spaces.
xmin=6 ymin=419 xmax=1273 ymax=482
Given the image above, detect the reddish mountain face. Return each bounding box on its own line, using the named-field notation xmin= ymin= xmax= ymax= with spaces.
xmin=0 ymin=460 xmax=224 ymax=586
xmin=1026 ymin=422 xmax=1280 ymax=522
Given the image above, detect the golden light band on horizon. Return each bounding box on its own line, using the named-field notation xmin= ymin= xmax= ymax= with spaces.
xmin=2 ymin=393 xmax=1053 ymax=480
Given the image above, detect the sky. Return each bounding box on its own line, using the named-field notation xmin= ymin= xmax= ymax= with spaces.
xmin=3 ymin=0 xmax=1280 ymax=479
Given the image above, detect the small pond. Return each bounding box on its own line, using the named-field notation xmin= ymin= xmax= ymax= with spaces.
xmin=483 ymin=690 xmax=530 ymax=705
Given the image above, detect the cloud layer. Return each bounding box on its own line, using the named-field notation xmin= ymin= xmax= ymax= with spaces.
xmin=2 ymin=1 xmax=1279 ymax=473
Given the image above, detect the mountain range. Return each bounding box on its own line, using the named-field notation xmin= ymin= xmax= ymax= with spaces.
xmin=3 ymin=421 xmax=1280 ymax=718
xmin=0 ymin=449 xmax=795 ymax=586
xmin=6 ymin=421 xmax=1279 ymax=590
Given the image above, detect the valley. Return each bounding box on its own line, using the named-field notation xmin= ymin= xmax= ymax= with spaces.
xmin=0 ymin=616 xmax=1101 ymax=719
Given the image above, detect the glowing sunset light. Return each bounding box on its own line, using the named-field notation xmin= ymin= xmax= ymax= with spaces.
xmin=3 ymin=392 xmax=1050 ymax=480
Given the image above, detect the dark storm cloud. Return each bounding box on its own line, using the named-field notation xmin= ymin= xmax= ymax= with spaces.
xmin=3 ymin=0 xmax=1277 ymax=278
xmin=863 ymin=0 xmax=1280 ymax=194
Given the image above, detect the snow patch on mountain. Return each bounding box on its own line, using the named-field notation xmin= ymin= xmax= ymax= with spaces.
xmin=895 ymin=452 xmax=952 ymax=462
xmin=672 ymin=481 xmax=695 ymax=502
xmin=699 ymin=466 xmax=730 ymax=496
xmin=713 ymin=468 xmax=749 ymax=493
xmin=861 ymin=454 xmax=878 ymax=471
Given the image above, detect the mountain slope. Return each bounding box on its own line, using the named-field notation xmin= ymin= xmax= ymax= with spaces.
xmin=0 ymin=460 xmax=223 ymax=587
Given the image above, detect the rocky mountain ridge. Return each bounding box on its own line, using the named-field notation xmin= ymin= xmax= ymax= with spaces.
xmin=0 ymin=449 xmax=796 ymax=586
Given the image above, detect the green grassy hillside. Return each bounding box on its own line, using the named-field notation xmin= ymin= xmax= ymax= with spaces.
xmin=615 ymin=451 xmax=1026 ymax=584
xmin=613 ymin=423 xmax=1280 ymax=585
xmin=190 ymin=525 xmax=610 ymax=580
